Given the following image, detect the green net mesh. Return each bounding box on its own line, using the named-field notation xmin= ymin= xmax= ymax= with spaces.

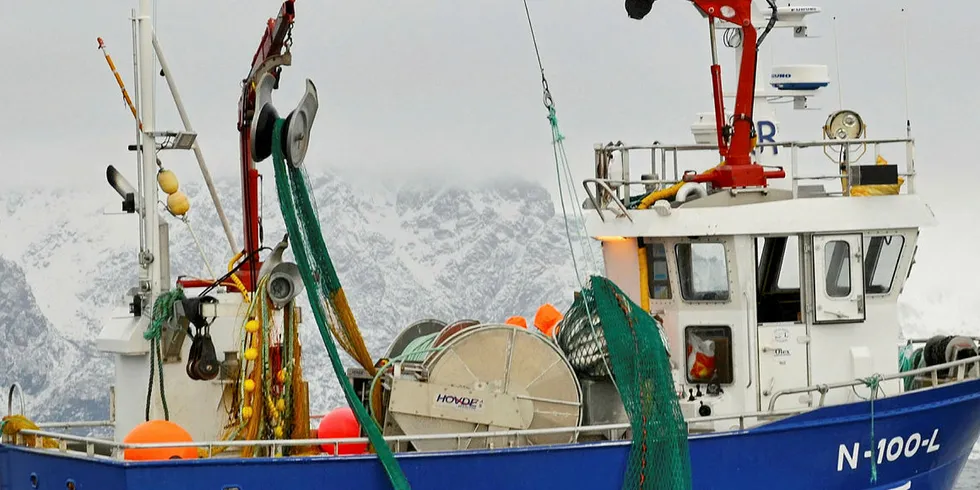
xmin=271 ymin=118 xmax=411 ymax=489
xmin=564 ymin=275 xmax=692 ymax=490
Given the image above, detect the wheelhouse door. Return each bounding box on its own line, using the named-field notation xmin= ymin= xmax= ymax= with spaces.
xmin=811 ymin=234 xmax=866 ymax=324
xmin=754 ymin=235 xmax=810 ymax=411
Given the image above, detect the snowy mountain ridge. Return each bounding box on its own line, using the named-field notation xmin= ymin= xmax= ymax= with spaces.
xmin=0 ymin=169 xmax=593 ymax=418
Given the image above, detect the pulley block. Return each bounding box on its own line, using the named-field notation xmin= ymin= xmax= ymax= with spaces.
xmin=250 ymin=71 xmax=319 ymax=168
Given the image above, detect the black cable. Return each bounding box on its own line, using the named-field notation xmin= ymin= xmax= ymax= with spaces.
xmin=757 ymin=0 xmax=778 ymax=48
xmin=197 ymin=246 xmax=272 ymax=298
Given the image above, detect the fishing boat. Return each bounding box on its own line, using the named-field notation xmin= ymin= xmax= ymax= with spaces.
xmin=3 ymin=0 xmax=980 ymax=489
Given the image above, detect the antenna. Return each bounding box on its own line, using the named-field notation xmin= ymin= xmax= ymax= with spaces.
xmin=832 ymin=16 xmax=843 ymax=110
xmin=901 ymin=7 xmax=912 ymax=137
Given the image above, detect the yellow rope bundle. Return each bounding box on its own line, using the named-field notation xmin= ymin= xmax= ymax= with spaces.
xmin=1 ymin=415 xmax=58 ymax=449
xmin=330 ymin=288 xmax=376 ymax=375
xmin=217 ymin=275 xmax=314 ymax=457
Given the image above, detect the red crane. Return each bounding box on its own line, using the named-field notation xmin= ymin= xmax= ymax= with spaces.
xmin=236 ymin=0 xmax=296 ymax=291
xmin=627 ymin=0 xmax=785 ymax=189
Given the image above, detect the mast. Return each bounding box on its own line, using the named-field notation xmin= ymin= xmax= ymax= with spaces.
xmin=137 ymin=0 xmax=162 ymax=303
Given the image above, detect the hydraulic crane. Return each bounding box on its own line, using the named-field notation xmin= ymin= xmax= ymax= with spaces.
xmin=236 ymin=0 xmax=296 ymax=291
xmin=627 ymin=0 xmax=785 ymax=189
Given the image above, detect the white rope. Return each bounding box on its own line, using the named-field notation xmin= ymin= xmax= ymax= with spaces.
xmin=183 ymin=216 xmax=217 ymax=280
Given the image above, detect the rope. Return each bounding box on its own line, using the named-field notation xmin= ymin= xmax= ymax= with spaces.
xmin=862 ymin=374 xmax=883 ymax=483
xmin=182 ymin=216 xmax=217 ymax=280
xmin=522 ymin=1 xmax=616 ymax=393
xmin=270 ymin=117 xmax=410 ymax=488
xmin=368 ymin=333 xmax=446 ymax=421
xmin=0 ymin=415 xmax=58 ymax=449
xmin=143 ymin=287 xmax=185 ymax=421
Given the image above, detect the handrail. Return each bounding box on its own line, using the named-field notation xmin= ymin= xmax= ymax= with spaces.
xmin=581 ymin=179 xmax=634 ymax=222
xmin=582 ymin=135 xmax=917 ymax=221
xmin=10 ymin=354 xmax=978 ymax=461
xmin=10 ymin=407 xmax=807 ymax=460
xmin=767 ymin=355 xmax=980 ymax=411
xmin=36 ymin=420 xmax=114 ymax=429
xmin=7 ymin=383 xmax=24 ymax=417
xmin=597 ymin=137 xmax=913 ymax=153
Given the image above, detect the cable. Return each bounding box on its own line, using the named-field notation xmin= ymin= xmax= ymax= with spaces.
xmin=198 ymin=247 xmax=271 ymax=298
xmin=757 ymin=0 xmax=778 ymax=48
xmin=723 ymin=27 xmax=742 ymax=48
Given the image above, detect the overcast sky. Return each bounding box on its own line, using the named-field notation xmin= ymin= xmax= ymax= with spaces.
xmin=0 ymin=1 xmax=974 ymax=207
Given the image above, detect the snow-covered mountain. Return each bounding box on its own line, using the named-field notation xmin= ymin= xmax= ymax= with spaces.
xmin=0 ymin=169 xmax=597 ymax=418
xmin=0 ymin=166 xmax=975 ymax=423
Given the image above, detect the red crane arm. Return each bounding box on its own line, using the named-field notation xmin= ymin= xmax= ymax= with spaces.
xmin=687 ymin=0 xmax=784 ymax=189
xmin=236 ymin=0 xmax=296 ymax=291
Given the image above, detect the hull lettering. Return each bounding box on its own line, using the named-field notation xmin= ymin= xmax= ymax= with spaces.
xmin=837 ymin=430 xmax=940 ymax=471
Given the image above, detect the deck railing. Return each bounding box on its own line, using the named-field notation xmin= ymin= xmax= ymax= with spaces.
xmin=5 ymin=353 xmax=974 ymax=462
xmin=767 ymin=350 xmax=980 ymax=411
xmin=585 ymin=137 xmax=916 ymax=219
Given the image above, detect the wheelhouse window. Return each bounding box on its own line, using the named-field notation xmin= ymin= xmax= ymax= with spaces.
xmin=676 ymin=242 xmax=730 ymax=302
xmin=645 ymin=242 xmax=672 ymax=300
xmin=685 ymin=326 xmax=734 ymax=385
xmin=864 ymin=235 xmax=904 ymax=294
xmin=824 ymin=240 xmax=852 ymax=298
xmin=755 ymin=235 xmax=802 ymax=323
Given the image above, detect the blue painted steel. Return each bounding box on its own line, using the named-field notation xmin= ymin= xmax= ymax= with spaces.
xmin=3 ymin=378 xmax=980 ymax=490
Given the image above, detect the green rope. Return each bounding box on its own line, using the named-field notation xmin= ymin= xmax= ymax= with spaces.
xmin=142 ymin=287 xmax=185 ymax=421
xmin=367 ymin=333 xmax=446 ymax=421
xmin=271 ymin=118 xmax=410 ymax=489
xmin=547 ymin=106 xmax=564 ymax=142
xmin=400 ymin=332 xmax=440 ymax=363
xmin=862 ymin=374 xmax=882 ymax=484
xmin=898 ymin=344 xmax=921 ymax=391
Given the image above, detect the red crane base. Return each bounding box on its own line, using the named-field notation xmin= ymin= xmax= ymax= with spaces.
xmin=686 ymin=164 xmax=786 ymax=189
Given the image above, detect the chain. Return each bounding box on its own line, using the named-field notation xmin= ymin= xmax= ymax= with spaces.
xmin=284 ymin=24 xmax=294 ymax=53
xmin=523 ymin=0 xmax=554 ymax=111
xmin=542 ymin=77 xmax=555 ymax=112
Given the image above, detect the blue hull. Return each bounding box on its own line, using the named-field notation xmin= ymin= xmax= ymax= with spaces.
xmin=4 ymin=378 xmax=980 ymax=490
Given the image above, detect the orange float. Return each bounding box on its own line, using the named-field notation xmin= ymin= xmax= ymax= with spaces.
xmin=317 ymin=407 xmax=367 ymax=455
xmin=504 ymin=316 xmax=528 ymax=329
xmin=123 ymin=420 xmax=197 ymax=461
xmin=533 ymin=304 xmax=563 ymax=337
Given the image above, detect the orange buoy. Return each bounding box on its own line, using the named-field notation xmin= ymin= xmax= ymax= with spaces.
xmin=504 ymin=316 xmax=528 ymax=329
xmin=317 ymin=407 xmax=367 ymax=455
xmin=533 ymin=303 xmax=563 ymax=337
xmin=123 ymin=420 xmax=197 ymax=461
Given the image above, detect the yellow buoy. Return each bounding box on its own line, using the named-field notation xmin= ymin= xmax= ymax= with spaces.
xmin=245 ymin=320 xmax=259 ymax=333
xmin=244 ymin=348 xmax=258 ymax=361
xmin=241 ymin=406 xmax=253 ymax=419
xmin=157 ymin=169 xmax=179 ymax=194
xmin=243 ymin=379 xmax=256 ymax=392
xmin=167 ymin=191 xmax=190 ymax=216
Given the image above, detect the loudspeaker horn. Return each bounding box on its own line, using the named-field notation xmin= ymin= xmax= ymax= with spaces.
xmin=267 ymin=261 xmax=305 ymax=309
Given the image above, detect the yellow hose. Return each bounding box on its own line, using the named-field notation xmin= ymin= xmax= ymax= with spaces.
xmin=636 ymin=163 xmax=722 ymax=210
xmin=227 ymin=251 xmax=251 ymax=302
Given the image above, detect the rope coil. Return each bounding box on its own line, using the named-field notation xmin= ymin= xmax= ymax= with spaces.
xmin=143 ymin=287 xmax=186 ymax=421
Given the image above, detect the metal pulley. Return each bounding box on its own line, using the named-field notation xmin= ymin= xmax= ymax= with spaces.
xmin=250 ymin=71 xmax=319 ymax=168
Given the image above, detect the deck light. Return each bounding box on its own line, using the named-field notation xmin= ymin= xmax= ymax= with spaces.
xmin=823 ymin=110 xmax=865 ymax=141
